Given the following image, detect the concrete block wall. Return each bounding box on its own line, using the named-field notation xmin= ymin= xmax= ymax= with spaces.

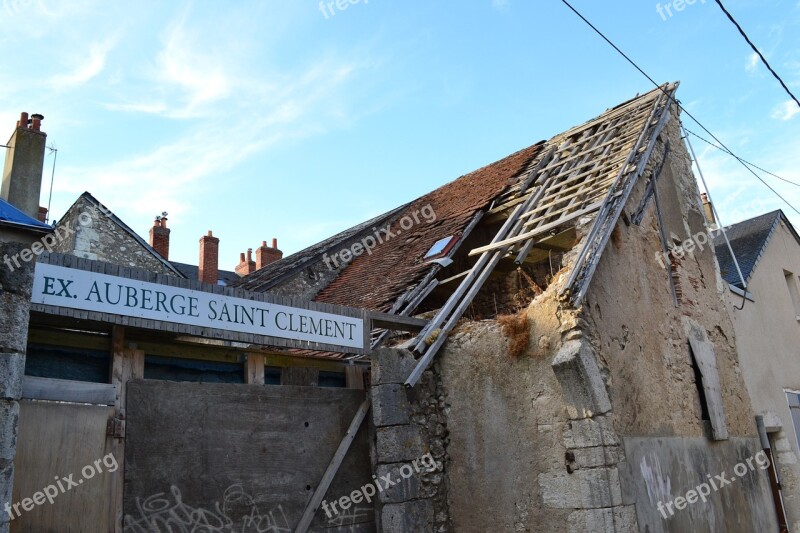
xmin=0 ymin=242 xmax=34 ymax=533
xmin=370 ymin=348 xmax=450 ymax=532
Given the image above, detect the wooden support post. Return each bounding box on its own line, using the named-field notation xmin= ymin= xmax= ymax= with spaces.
xmin=109 ymin=326 xmax=144 ymax=532
xmin=245 ymin=353 xmax=265 ymax=385
xmin=345 ymin=366 xmax=365 ymax=390
xmin=294 ymin=398 xmax=371 ymax=533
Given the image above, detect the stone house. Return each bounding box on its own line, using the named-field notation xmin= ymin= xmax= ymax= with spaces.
xmin=714 ymin=209 xmax=800 ymax=532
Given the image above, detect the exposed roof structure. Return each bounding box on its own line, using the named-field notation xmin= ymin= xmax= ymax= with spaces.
xmin=314 ymin=143 xmax=545 ymax=311
xmin=713 ymin=210 xmax=800 ymax=289
xmin=237 ymin=83 xmax=680 ymax=364
xmin=0 ymin=197 xmax=52 ymax=233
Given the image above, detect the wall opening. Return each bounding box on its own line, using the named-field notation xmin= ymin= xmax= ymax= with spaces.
xmin=784 ymin=270 xmax=800 ymax=320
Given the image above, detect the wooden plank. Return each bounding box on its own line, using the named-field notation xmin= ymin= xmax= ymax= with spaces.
xmin=367 ymin=311 xmax=428 ymax=332
xmin=468 ymin=200 xmax=605 ymax=256
xmin=245 ymin=353 xmax=265 ymax=385
xmin=22 ymin=376 xmax=117 ymax=406
xmin=294 ymin=398 xmax=371 ymax=533
xmin=689 ymin=337 xmax=728 ymax=440
xmin=109 ymin=326 xmax=126 ymax=533
xmin=345 ymin=366 xmax=365 ymax=390
xmin=12 ymin=401 xmax=116 ymax=532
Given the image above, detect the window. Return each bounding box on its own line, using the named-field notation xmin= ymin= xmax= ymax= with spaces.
xmin=784 ymin=270 xmax=800 ymax=320
xmin=786 ymin=391 xmax=800 ymax=450
xmin=424 ymin=236 xmax=457 ymax=259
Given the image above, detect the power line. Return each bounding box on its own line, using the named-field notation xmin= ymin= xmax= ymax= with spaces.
xmin=558 ymin=0 xmax=800 ymax=217
xmin=713 ymin=0 xmax=800 ymax=110
xmin=683 ymin=128 xmax=800 ymax=188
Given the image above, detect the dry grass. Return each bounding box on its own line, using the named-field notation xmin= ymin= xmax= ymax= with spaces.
xmin=497 ymin=310 xmax=530 ymax=358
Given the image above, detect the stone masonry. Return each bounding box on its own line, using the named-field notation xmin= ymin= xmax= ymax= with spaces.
xmin=370 ymin=348 xmax=450 ymax=532
xmin=0 ymin=241 xmax=34 ymax=533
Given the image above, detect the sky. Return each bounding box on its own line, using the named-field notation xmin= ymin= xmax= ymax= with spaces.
xmin=1 ymin=0 xmax=799 ymax=269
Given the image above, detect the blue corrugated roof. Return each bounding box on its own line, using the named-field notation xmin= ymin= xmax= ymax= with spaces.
xmin=0 ymin=197 xmax=52 ymax=231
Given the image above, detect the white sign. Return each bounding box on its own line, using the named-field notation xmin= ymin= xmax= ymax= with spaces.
xmin=32 ymin=263 xmax=364 ymax=349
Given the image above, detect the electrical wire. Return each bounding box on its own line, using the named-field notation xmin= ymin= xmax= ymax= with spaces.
xmin=713 ymin=0 xmax=800 ymax=110
xmin=558 ymin=0 xmax=800 ymax=217
xmin=683 ymin=128 xmax=800 ymax=188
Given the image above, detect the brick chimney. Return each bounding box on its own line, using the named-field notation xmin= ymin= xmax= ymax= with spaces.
xmin=149 ymin=215 xmax=170 ymax=259
xmin=199 ymin=231 xmax=220 ymax=285
xmin=256 ymin=238 xmax=283 ymax=270
xmin=235 ymin=248 xmax=256 ymax=276
xmin=37 ymin=206 xmax=48 ymax=223
xmin=701 ymin=193 xmax=716 ymax=226
xmin=2 ymin=112 xmax=47 ymax=218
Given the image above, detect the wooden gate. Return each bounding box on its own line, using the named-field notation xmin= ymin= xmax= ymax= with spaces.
xmin=11 ymin=397 xmax=117 ymax=532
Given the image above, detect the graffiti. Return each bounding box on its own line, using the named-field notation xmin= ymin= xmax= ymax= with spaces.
xmin=326 ymin=505 xmax=372 ymax=532
xmin=124 ymin=484 xmax=370 ymax=532
xmin=123 ymin=485 xmax=232 ymax=532
xmin=124 ymin=484 xmax=292 ymax=533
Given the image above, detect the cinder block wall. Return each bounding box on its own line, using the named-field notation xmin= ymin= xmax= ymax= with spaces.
xmin=0 ymin=242 xmax=34 ymax=533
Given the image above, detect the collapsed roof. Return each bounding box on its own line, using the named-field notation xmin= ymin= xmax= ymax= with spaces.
xmin=236 ymin=83 xmax=681 ymax=361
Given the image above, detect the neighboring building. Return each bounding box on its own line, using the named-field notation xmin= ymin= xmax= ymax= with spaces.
xmin=715 ymin=209 xmax=800 ymax=532
xmin=50 ymin=191 xmax=274 ymax=286
xmin=232 ymin=84 xmax=780 ymax=531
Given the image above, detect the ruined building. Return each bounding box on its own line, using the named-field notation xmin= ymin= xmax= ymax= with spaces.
xmin=1 ymin=83 xmax=786 ymax=532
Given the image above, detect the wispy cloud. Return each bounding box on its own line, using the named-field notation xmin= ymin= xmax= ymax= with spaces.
xmin=48 ymin=38 xmax=116 ymax=88
xmin=492 ymin=0 xmax=510 ymax=12
xmin=745 ymin=52 xmax=759 ymax=73
xmin=771 ymin=100 xmax=800 ymax=121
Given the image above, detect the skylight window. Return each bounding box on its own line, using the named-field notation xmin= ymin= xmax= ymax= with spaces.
xmin=425 ymin=236 xmax=457 ymax=259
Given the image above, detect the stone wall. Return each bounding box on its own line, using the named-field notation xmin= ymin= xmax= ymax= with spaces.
xmin=52 ymin=196 xmax=176 ymax=275
xmin=0 ymin=241 xmax=34 ymax=533
xmin=370 ymin=348 xmax=449 ymax=532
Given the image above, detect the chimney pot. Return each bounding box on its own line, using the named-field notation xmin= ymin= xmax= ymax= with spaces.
xmin=37 ymin=206 xmax=48 ymax=223
xmin=148 ymin=213 xmax=171 ymax=259
xmin=30 ymin=114 xmax=43 ymax=132
xmin=18 ymin=112 xmax=28 ymax=129
xmin=199 ymin=230 xmax=220 ymax=285
xmin=256 ymin=238 xmax=283 ymax=270
xmin=236 ymin=249 xmax=256 ymax=276
xmin=701 ymin=192 xmax=716 ymax=226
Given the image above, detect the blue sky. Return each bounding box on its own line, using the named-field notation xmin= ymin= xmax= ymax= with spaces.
xmin=1 ymin=0 xmax=798 ymax=268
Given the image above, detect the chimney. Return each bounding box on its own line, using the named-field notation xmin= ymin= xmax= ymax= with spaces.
xmin=256 ymin=238 xmax=283 ymax=270
xmin=37 ymin=206 xmax=48 ymax=223
xmin=149 ymin=215 xmax=170 ymax=259
xmin=701 ymin=193 xmax=716 ymax=226
xmin=2 ymin=112 xmax=47 ymax=218
xmin=235 ymin=248 xmax=256 ymax=276
xmin=199 ymin=231 xmax=220 ymax=285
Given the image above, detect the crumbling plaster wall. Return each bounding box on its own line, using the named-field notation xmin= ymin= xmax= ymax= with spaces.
xmin=582 ymin=110 xmax=777 ymax=531
xmin=434 ymin=109 xmax=775 ymax=532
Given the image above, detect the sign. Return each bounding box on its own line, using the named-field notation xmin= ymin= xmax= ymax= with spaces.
xmin=32 ymin=263 xmax=364 ymax=349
